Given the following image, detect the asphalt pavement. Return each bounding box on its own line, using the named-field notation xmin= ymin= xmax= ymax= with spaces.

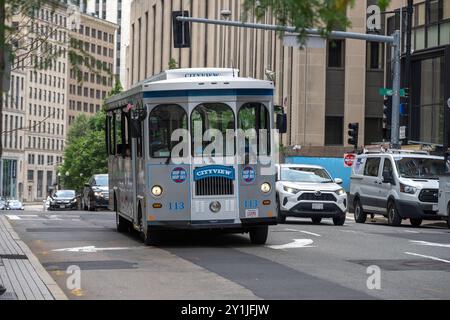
xmin=2 ymin=208 xmax=450 ymax=300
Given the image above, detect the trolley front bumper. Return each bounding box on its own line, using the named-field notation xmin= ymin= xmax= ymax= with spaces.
xmin=147 ymin=217 xmax=277 ymax=231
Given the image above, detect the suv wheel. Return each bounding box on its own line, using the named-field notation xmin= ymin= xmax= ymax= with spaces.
xmin=354 ymin=199 xmax=367 ymax=223
xmin=447 ymin=218 xmax=450 ymax=229
xmin=333 ymin=213 xmax=346 ymax=226
xmin=311 ymin=217 xmax=322 ymax=224
xmin=276 ymin=198 xmax=286 ymax=223
xmin=387 ymin=201 xmax=402 ymax=226
xmin=410 ymin=218 xmax=422 ymax=227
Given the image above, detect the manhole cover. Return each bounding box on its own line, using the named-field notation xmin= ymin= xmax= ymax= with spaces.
xmin=0 ymin=292 xmax=18 ymax=300
xmin=349 ymin=259 xmax=450 ymax=271
xmin=26 ymin=227 xmax=114 ymax=233
xmin=0 ymin=254 xmax=28 ymax=260
xmin=43 ymin=260 xmax=138 ymax=271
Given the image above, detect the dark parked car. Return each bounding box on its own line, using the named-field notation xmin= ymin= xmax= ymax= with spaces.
xmin=48 ymin=190 xmax=78 ymax=210
xmin=82 ymin=174 xmax=109 ymax=211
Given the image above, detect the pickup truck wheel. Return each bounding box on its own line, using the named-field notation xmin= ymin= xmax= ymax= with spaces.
xmin=354 ymin=199 xmax=367 ymax=223
xmin=249 ymin=226 xmax=269 ymax=245
xmin=410 ymin=218 xmax=422 ymax=227
xmin=387 ymin=201 xmax=402 ymax=226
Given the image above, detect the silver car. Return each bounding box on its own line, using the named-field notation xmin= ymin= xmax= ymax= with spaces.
xmin=7 ymin=200 xmax=24 ymax=210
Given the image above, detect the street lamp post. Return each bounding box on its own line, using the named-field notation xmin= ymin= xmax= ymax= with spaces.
xmin=220 ymin=9 xmax=232 ymax=68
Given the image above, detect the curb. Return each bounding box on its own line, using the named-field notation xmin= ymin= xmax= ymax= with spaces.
xmin=0 ymin=216 xmax=68 ymax=300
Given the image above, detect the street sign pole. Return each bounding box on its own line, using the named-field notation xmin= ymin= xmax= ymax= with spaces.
xmin=175 ymin=15 xmax=400 ymax=147
xmin=391 ymin=31 xmax=402 ymax=148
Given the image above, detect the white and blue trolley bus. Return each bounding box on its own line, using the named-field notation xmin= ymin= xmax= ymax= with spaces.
xmin=105 ymin=68 xmax=284 ymax=245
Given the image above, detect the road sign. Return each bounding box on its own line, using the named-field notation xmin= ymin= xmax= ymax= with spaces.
xmin=344 ymin=154 xmax=356 ymax=168
xmin=283 ymin=34 xmax=326 ymax=49
xmin=379 ymin=88 xmax=406 ymax=97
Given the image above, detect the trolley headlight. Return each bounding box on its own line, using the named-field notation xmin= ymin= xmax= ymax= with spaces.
xmin=335 ymin=188 xmax=346 ymax=196
xmin=209 ymin=201 xmax=221 ymax=213
xmin=261 ymin=182 xmax=271 ymax=193
xmin=151 ymin=185 xmax=163 ymax=197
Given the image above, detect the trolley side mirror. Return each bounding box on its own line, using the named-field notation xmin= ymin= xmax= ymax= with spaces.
xmin=130 ymin=108 xmax=147 ymax=138
xmin=276 ymin=113 xmax=287 ymax=134
xmin=130 ymin=119 xmax=141 ymax=138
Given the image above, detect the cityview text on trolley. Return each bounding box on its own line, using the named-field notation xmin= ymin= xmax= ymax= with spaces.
xmin=104 ymin=68 xmax=287 ymax=244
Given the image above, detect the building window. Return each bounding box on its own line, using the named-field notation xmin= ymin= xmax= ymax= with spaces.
xmin=27 ymin=170 xmax=34 ymax=181
xmin=367 ymin=42 xmax=384 ymax=70
xmin=327 ymin=40 xmax=345 ymax=68
xmin=324 ymin=117 xmax=344 ymax=145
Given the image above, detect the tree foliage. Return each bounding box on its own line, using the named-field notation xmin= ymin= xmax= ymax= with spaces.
xmin=58 ymin=79 xmax=123 ymax=191
xmin=58 ymin=112 xmax=108 ymax=191
xmin=242 ymin=0 xmax=391 ymax=42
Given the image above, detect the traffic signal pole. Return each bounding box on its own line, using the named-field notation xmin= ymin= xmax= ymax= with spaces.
xmin=175 ymin=15 xmax=402 ymax=147
xmin=391 ymin=31 xmax=402 ymax=148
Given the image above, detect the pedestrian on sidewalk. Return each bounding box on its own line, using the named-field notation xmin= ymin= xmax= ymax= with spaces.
xmin=0 ymin=284 xmax=6 ymax=296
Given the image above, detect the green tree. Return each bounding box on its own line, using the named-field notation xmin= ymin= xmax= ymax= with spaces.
xmin=59 ymin=110 xmax=107 ymax=191
xmin=0 ymin=0 xmax=115 ymax=158
xmin=59 ymin=79 xmax=123 ymax=190
xmin=242 ymin=0 xmax=390 ymax=43
xmin=168 ymin=57 xmax=178 ymax=69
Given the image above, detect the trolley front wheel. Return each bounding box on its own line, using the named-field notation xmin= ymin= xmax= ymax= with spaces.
xmin=249 ymin=226 xmax=269 ymax=245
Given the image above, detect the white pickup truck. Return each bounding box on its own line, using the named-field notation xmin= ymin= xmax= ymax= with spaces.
xmin=437 ymin=174 xmax=450 ymax=228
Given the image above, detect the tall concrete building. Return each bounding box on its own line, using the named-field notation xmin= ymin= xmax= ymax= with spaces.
xmin=385 ymin=0 xmax=450 ymax=146
xmin=1 ymin=36 xmax=27 ymax=200
xmin=67 ymin=12 xmax=117 ymax=125
xmin=127 ymin=0 xmax=388 ymax=154
xmin=79 ymin=0 xmax=132 ymax=88
xmin=23 ymin=5 xmax=70 ymax=201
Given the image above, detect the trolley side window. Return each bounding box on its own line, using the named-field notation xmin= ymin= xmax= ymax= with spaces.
xmin=191 ymin=103 xmax=235 ymax=157
xmin=149 ymin=104 xmax=187 ymax=158
xmin=238 ymin=103 xmax=270 ymax=157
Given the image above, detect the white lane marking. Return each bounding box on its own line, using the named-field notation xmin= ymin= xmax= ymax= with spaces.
xmin=52 ymin=246 xmax=142 ymax=253
xmin=283 ymin=229 xmax=321 ymax=237
xmin=404 ymin=252 xmax=450 ymax=264
xmin=5 ymin=215 xmax=21 ymax=220
xmin=268 ymin=239 xmax=315 ymax=250
xmin=410 ymin=240 xmax=450 ymax=248
xmin=298 ymin=230 xmax=321 ymax=237
xmin=404 ymin=230 xmax=420 ymax=233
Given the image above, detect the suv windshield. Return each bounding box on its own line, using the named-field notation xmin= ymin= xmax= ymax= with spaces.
xmin=395 ymin=157 xmax=445 ymax=179
xmin=281 ymin=167 xmax=332 ymax=183
xmin=54 ymin=190 xmax=76 ymax=198
xmin=95 ymin=175 xmax=108 ymax=186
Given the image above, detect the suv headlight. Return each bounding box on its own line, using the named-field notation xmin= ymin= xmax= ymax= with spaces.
xmin=94 ymin=191 xmax=103 ymax=197
xmin=400 ymin=183 xmax=417 ymax=194
xmin=335 ymin=188 xmax=346 ymax=196
xmin=283 ymin=186 xmax=300 ymax=194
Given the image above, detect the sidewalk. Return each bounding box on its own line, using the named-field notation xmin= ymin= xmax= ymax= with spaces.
xmin=0 ymin=215 xmax=67 ymax=300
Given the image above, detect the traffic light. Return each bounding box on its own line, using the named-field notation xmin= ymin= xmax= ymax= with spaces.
xmin=172 ymin=11 xmax=191 ymax=48
xmin=348 ymin=123 xmax=359 ymax=148
xmin=383 ymin=96 xmax=392 ymax=141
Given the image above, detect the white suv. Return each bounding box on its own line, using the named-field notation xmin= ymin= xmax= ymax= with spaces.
xmin=276 ymin=164 xmax=348 ymax=225
xmin=349 ymin=150 xmax=445 ymax=227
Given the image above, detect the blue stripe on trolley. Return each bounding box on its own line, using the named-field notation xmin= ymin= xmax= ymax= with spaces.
xmin=143 ymin=89 xmax=273 ymax=98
